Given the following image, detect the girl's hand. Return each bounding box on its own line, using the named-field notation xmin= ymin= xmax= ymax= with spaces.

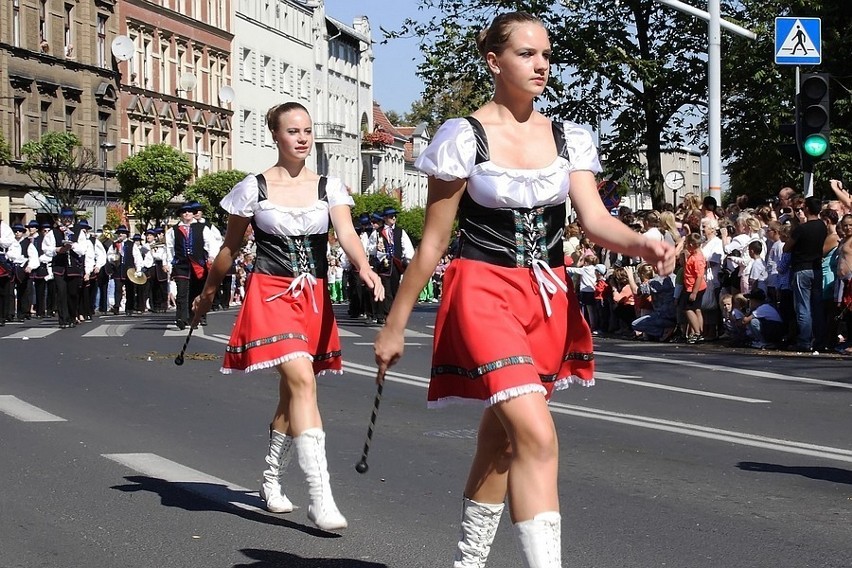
xmin=638 ymin=238 xmax=676 ymax=276
xmin=191 ymin=293 xmax=214 ymax=328
xmin=359 ymin=267 xmax=385 ymax=302
xmin=374 ymin=324 xmax=404 ymax=375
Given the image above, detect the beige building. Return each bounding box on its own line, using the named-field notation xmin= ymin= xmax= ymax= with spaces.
xmin=0 ymin=0 xmax=121 ymax=225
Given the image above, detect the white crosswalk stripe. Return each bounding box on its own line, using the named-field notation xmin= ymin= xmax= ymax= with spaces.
xmin=2 ymin=327 xmax=61 ymax=339
xmin=0 ymin=395 xmax=66 ymax=422
xmin=82 ymin=324 xmax=134 ymax=337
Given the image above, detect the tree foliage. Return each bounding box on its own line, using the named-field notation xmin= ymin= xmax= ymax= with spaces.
xmin=0 ymin=130 xmax=11 ymax=166
xmin=115 ymin=144 xmax=193 ymax=228
xmin=19 ymin=131 xmax=99 ymax=210
xmin=390 ymin=0 xmax=851 ymax=207
xmin=184 ymin=170 xmax=248 ymax=229
xmin=721 ymin=0 xmax=852 ymax=200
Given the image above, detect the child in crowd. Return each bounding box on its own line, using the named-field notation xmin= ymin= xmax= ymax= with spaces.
xmin=327 ymin=258 xmax=344 ymax=303
xmin=566 ymin=254 xmax=601 ymax=333
xmin=592 ymin=263 xmax=610 ymax=334
xmin=741 ymin=288 xmax=784 ymax=349
xmin=742 ymin=240 xmax=767 ymax=295
xmin=725 ymin=293 xmax=749 ymax=346
xmin=682 ymin=232 xmax=707 ymax=343
xmin=610 ymin=266 xmax=636 ymax=335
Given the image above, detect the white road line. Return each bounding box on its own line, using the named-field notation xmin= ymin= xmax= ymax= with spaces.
xmin=596 ymin=350 xmax=852 ymax=389
xmin=82 ymin=324 xmax=133 ymax=337
xmin=2 ymin=328 xmax=61 ymax=339
xmin=353 ymin=342 xmax=424 ymax=346
xmin=549 ymin=402 xmax=852 ymax=464
xmin=403 ymin=329 xmax=433 ymax=338
xmin=340 ymin=363 xmax=852 ymax=464
xmin=102 ymin=453 xmax=266 ymax=513
xmin=0 ymin=395 xmax=66 ymax=422
xmin=595 ymin=372 xmax=771 ymax=403
xmin=163 ymin=326 xmax=206 ymax=337
xmin=337 ymin=328 xmax=362 ymax=337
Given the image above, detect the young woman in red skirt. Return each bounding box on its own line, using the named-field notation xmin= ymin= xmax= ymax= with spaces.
xmin=193 ymin=102 xmax=383 ymax=531
xmin=374 ymin=12 xmax=675 ymax=567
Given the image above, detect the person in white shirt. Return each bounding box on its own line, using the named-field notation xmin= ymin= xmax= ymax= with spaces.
xmin=43 ymin=207 xmax=90 ymax=328
xmin=1 ymin=220 xmax=24 ymax=325
xmin=10 ymin=223 xmax=38 ymax=321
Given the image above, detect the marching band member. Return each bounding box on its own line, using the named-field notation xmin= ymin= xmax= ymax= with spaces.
xmin=11 ymin=224 xmax=38 ymax=321
xmin=0 ymin=217 xmax=21 ymax=327
xmin=166 ymin=202 xmax=218 ymax=329
xmin=134 ymin=232 xmax=155 ymax=312
xmin=31 ymin=223 xmax=52 ymax=318
xmin=84 ymin=222 xmax=107 ymax=321
xmin=43 ymin=207 xmax=88 ymax=328
xmin=110 ymin=225 xmax=135 ymax=316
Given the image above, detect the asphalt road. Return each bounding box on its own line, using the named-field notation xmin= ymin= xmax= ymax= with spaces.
xmin=1 ymin=306 xmax=850 ymax=568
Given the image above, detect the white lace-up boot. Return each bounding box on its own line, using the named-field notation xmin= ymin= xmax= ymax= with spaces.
xmin=514 ymin=511 xmax=562 ymax=568
xmin=294 ymin=428 xmax=348 ymax=530
xmin=453 ymin=497 xmax=505 ymax=567
xmin=259 ymin=429 xmax=294 ymax=513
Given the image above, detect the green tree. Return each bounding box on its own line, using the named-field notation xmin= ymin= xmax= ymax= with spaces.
xmin=397 ymin=206 xmax=426 ymax=245
xmin=0 ymin=130 xmax=11 ymax=166
xmin=184 ymin=170 xmax=248 ymax=228
xmin=351 ymin=193 xmax=400 ymax=221
xmin=19 ymin=131 xmax=99 ymax=210
xmin=384 ymin=109 xmax=403 ymax=126
xmin=722 ymin=0 xmax=852 ymax=200
xmin=115 ymin=144 xmax=193 ymax=228
xmin=402 ymin=80 xmax=483 ymax=134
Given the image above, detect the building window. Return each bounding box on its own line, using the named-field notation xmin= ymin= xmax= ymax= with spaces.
xmin=160 ymin=43 xmax=170 ymax=93
xmin=13 ymin=99 xmax=24 ymax=157
xmin=40 ymin=102 xmax=51 ymax=135
xmin=240 ymin=47 xmax=252 ymax=82
xmin=98 ymin=112 xmax=109 ymax=163
xmin=39 ymin=0 xmax=47 ymax=41
xmin=96 ymin=15 xmax=107 ymax=67
xmin=64 ymin=3 xmax=74 ymax=58
xmin=13 ymin=0 xmax=21 ymax=47
xmin=130 ymin=124 xmax=138 ymax=155
xmin=65 ymin=105 xmax=74 ymax=132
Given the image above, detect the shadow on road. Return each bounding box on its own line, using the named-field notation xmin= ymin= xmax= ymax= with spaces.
xmin=111 ymin=475 xmax=342 ymax=538
xmin=737 ymin=461 xmax=852 ymax=485
xmin=233 ymin=548 xmax=388 ymax=568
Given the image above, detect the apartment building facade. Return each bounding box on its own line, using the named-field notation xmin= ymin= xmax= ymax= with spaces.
xmin=116 ymin=0 xmax=234 ymax=178
xmin=0 ymin=0 xmax=121 ymax=224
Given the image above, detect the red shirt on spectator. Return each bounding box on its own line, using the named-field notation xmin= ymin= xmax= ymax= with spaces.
xmin=684 ymin=249 xmax=708 ymax=293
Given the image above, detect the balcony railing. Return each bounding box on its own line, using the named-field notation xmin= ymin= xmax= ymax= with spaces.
xmin=313 ymin=122 xmax=344 ymax=143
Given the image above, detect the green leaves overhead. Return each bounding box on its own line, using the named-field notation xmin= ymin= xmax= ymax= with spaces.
xmin=20 ymin=131 xmax=99 ymax=210
xmin=184 ymin=169 xmax=249 ymax=229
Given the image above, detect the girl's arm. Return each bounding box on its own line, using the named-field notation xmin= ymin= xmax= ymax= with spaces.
xmin=375 ymin=176 xmax=466 ymax=372
xmin=569 ymin=171 xmax=675 ymax=275
xmin=330 ymin=205 xmax=383 ymax=300
xmin=192 ymin=215 xmax=251 ymax=326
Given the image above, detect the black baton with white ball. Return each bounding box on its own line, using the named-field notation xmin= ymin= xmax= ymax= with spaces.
xmin=174 ymin=326 xmax=195 ymax=366
xmin=355 ymin=369 xmax=385 ymax=474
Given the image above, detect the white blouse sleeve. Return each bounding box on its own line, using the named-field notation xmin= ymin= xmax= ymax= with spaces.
xmin=414 ymin=118 xmax=477 ymax=181
xmin=220 ymin=174 xmax=259 ymax=217
xmin=325 ymin=177 xmax=355 ymax=208
xmin=562 ymin=122 xmax=602 ymax=174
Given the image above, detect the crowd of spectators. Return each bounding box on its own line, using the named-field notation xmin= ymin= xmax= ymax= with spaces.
xmin=563 ymin=179 xmax=852 ymax=355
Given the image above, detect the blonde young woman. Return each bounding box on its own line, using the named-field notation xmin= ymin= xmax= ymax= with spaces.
xmin=192 ymin=102 xmax=384 ymax=531
xmin=374 ymin=11 xmax=674 ymax=567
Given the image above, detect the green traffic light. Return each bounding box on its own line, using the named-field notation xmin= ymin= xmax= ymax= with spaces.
xmin=803 ymin=134 xmax=828 ymax=158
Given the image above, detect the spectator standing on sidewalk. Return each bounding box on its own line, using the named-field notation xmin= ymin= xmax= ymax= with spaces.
xmin=682 ymin=232 xmax=707 ymax=343
xmin=784 ymin=196 xmax=827 ymax=351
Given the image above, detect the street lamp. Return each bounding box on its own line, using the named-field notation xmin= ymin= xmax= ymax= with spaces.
xmin=100 ymin=141 xmax=116 ymax=229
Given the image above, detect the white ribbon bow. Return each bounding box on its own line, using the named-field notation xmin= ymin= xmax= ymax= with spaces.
xmin=531 ymin=259 xmax=568 ymax=318
xmin=265 ymin=272 xmax=319 ymax=313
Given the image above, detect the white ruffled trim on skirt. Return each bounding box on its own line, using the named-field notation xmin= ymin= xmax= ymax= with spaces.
xmin=220 ymin=351 xmax=313 ymax=374
xmin=427 ymin=374 xmax=595 ymax=409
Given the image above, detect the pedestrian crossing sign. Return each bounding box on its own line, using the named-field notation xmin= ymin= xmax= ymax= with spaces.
xmin=775 ymin=17 xmax=821 ymax=65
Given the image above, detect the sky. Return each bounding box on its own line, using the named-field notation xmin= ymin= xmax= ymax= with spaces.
xmin=323 ymin=0 xmax=429 ymax=116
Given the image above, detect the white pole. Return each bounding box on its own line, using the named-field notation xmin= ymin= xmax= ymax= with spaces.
xmin=654 ymin=0 xmax=756 ymax=39
xmin=708 ymin=0 xmax=722 ymax=204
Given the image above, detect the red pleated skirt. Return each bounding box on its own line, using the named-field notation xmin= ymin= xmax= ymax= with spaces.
xmin=221 ymin=272 xmax=342 ymax=376
xmin=428 ymin=259 xmax=595 ymax=408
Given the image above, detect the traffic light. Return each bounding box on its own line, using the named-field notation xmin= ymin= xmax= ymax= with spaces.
xmin=798 ymin=72 xmax=830 ymax=170
xmin=778 ymin=122 xmax=799 ymax=162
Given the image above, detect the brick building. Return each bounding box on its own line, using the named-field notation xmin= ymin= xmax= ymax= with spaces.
xmin=0 ymin=0 xmax=121 ymax=225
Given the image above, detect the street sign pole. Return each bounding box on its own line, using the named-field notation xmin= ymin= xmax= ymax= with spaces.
xmin=653 ymin=0 xmax=756 ymax=205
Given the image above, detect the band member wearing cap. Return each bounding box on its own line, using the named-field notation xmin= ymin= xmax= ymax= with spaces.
xmin=42 ymin=207 xmax=88 ymax=328
xmin=97 ymin=226 xmax=116 ymax=314
xmin=110 ymin=225 xmax=138 ymax=316
xmin=31 ymin=223 xmax=52 ymax=318
xmin=166 ymin=202 xmax=219 ymax=329
xmin=142 ymin=229 xmax=168 ymax=312
xmin=10 ymin=223 xmax=39 ymax=321
xmin=76 ymin=219 xmax=103 ymax=322
xmin=190 ymin=101 xmax=384 ymax=531
xmin=370 ymin=206 xmax=414 ymax=324
xmin=0 ymin=217 xmax=22 ymax=326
